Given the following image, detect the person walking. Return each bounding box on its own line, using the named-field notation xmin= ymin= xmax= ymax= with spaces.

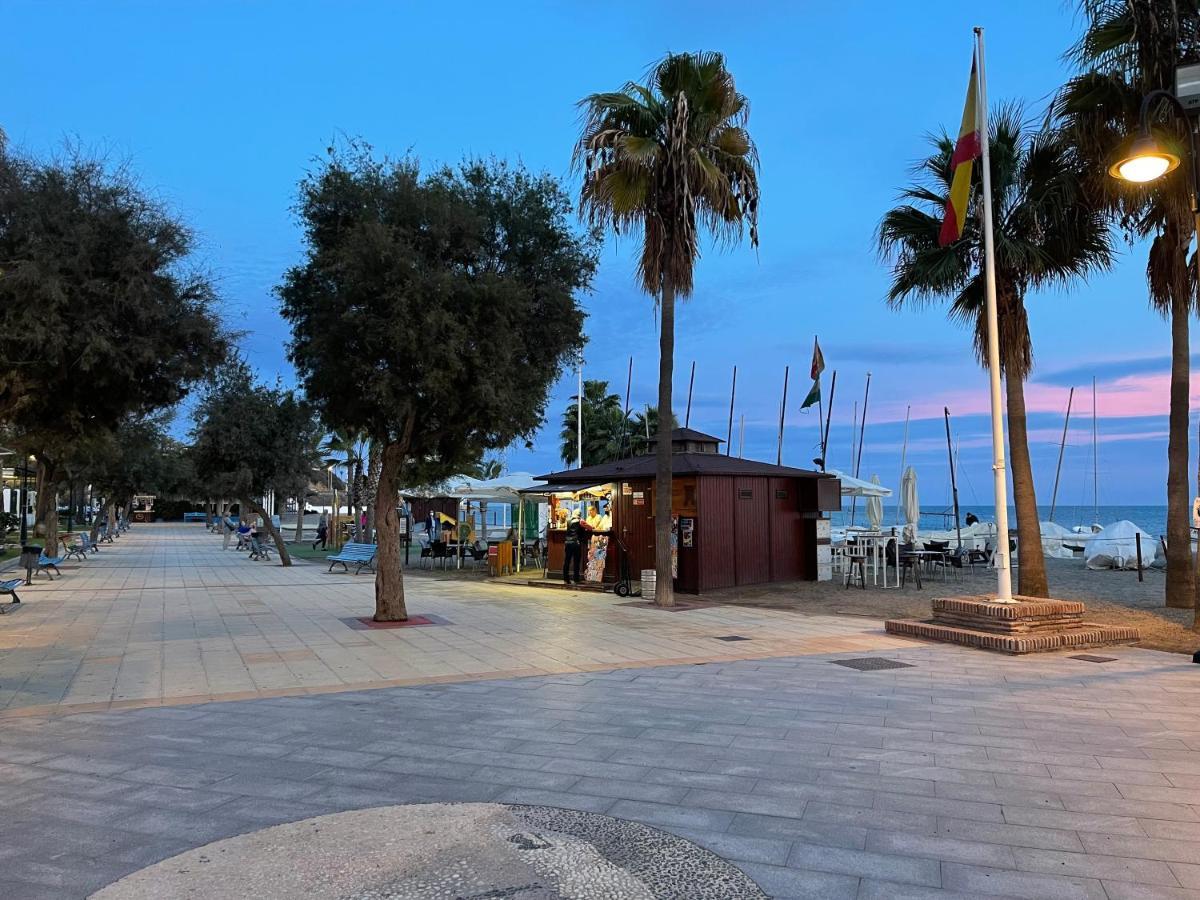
xmin=313 ymin=512 xmax=328 ymax=550
xmin=221 ymin=511 xmax=236 ymax=550
xmin=562 ymin=511 xmax=593 ymax=585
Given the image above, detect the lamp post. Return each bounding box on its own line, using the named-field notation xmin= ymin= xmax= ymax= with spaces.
xmin=1109 ymin=87 xmax=1199 ymax=246
xmin=19 ymin=455 xmax=33 ymax=545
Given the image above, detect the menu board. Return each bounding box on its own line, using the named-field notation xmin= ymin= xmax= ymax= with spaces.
xmin=585 ymin=535 xmax=608 ymax=582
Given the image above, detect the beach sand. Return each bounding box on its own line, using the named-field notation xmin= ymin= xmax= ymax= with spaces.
xmin=702 ymin=557 xmax=1199 ymax=655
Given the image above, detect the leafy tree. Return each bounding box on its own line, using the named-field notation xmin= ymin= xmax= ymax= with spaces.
xmin=1053 ymin=0 xmax=1200 ymax=614
xmin=878 ymin=107 xmax=1113 ymax=597
xmin=559 ymin=380 xmax=625 ymax=466
xmin=190 ymin=358 xmax=323 ymax=565
xmin=279 ymin=149 xmax=596 ymax=620
xmin=0 ymin=144 xmax=226 ymax=553
xmin=576 ymin=52 xmax=760 ymax=607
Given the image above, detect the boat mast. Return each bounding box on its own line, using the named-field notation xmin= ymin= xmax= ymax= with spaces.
xmin=820 ymin=370 xmax=837 ymax=472
xmin=725 ymin=366 xmax=737 ymax=457
xmin=944 ymin=407 xmax=962 ymax=549
xmin=1092 ymin=376 xmax=1099 ymax=522
xmin=1049 ymin=386 xmax=1074 ymax=523
xmin=684 ymin=361 xmax=696 ymax=428
xmin=895 ymin=405 xmax=910 ymax=526
xmin=849 ymin=373 xmax=871 ymax=526
xmin=848 ymin=400 xmax=858 ymax=525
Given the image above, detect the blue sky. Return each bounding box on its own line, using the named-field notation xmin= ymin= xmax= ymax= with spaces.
xmin=3 ymin=1 xmax=1186 ymax=505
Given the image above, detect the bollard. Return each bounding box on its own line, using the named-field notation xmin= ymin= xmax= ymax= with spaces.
xmin=1135 ymin=532 xmax=1144 ymax=582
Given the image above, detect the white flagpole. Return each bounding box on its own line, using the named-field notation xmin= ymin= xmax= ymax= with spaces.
xmin=974 ymin=26 xmax=1014 ymax=601
xmin=577 ymin=362 xmax=583 ymax=469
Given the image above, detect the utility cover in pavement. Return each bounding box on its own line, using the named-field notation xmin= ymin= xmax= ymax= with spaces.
xmin=1070 ymin=654 xmax=1118 ymax=663
xmin=831 ymin=657 xmax=914 ymax=671
xmin=714 ymin=635 xmax=750 ymax=642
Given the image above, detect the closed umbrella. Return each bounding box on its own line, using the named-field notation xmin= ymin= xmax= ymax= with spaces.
xmin=866 ymin=475 xmax=884 ymax=530
xmin=901 ymin=467 xmax=919 ymax=545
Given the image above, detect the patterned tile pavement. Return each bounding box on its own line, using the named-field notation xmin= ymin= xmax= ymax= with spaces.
xmin=0 ymin=524 xmax=912 ymax=717
xmin=0 ymin=524 xmax=1198 ymax=898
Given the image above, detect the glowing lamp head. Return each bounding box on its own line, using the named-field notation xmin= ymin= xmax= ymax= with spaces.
xmin=1109 ymin=134 xmax=1181 ymax=183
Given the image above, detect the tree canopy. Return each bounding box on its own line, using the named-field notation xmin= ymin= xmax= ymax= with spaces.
xmin=0 ymin=143 xmax=226 ymax=551
xmin=278 ymin=148 xmax=597 ymax=618
xmin=190 ymin=357 xmax=322 ymax=565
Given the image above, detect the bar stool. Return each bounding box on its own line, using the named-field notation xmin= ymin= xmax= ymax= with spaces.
xmin=843 ymin=551 xmax=868 ymax=589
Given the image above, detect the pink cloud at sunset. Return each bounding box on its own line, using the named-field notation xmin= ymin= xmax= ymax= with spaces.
xmin=870 ymin=370 xmax=1200 ymax=425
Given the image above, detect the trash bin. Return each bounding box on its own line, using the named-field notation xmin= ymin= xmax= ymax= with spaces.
xmin=641 ymin=568 xmax=656 ymax=601
xmin=19 ymin=545 xmax=42 ymax=583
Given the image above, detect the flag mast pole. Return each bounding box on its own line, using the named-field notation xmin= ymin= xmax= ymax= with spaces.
xmin=974 ymin=26 xmax=1013 ymax=602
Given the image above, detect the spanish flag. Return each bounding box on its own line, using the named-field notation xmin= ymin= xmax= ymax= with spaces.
xmin=938 ymin=55 xmax=982 ymax=247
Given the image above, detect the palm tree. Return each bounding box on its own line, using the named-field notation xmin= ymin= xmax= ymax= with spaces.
xmin=560 ymin=380 xmax=625 ymax=466
xmin=628 ymin=405 xmax=675 ymax=458
xmin=576 ymin=52 xmax=760 ymax=607
xmin=878 ymin=106 xmax=1114 ymax=598
xmin=320 ymin=428 xmax=368 ymax=541
xmin=1054 ymin=1 xmax=1200 ymax=613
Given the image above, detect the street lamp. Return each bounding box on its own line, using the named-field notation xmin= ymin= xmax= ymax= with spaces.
xmin=1109 ymin=87 xmax=1197 ymax=217
xmin=19 ymin=455 xmax=33 ymax=545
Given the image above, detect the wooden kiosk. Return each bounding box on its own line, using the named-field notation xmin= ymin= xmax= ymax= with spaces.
xmin=536 ymin=429 xmax=840 ymax=593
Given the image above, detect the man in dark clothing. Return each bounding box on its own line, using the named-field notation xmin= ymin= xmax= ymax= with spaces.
xmin=562 ymin=512 xmax=592 ymax=584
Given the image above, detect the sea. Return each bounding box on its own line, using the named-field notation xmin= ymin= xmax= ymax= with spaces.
xmin=831 ymin=505 xmax=1171 ymax=538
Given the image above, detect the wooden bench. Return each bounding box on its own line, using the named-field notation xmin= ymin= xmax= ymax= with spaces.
xmin=328 ymin=542 xmax=377 ymax=575
xmin=0 ymin=578 xmax=22 ymax=609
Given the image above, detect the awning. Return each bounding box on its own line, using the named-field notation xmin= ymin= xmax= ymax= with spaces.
xmin=827 ymin=469 xmax=892 ymax=498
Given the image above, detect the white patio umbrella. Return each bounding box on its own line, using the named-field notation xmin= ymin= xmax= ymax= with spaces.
xmin=900 ymin=466 xmax=919 ymax=544
xmin=866 ymin=475 xmax=884 ymax=530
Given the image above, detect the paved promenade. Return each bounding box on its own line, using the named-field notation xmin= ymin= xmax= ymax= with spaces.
xmin=0 ymin=524 xmax=907 ymax=717
xmin=0 ymin=524 xmax=1197 ymax=898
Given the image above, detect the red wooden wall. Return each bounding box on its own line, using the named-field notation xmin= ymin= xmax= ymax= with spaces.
xmin=733 ymin=476 xmax=771 ymax=585
xmin=769 ymin=477 xmax=803 ymax=581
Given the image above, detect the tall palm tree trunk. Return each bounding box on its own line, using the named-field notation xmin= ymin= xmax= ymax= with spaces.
xmin=1004 ymin=370 xmax=1048 ymax=598
xmin=1165 ymin=294 xmax=1194 ymax=609
xmin=654 ymin=281 xmax=675 ymax=608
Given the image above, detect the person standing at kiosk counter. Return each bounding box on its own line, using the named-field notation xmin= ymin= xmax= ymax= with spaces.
xmin=562 ymin=511 xmax=593 ymax=585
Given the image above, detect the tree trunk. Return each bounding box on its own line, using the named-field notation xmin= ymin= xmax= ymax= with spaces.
xmin=106 ymin=502 xmax=117 ymax=537
xmin=1165 ymin=294 xmax=1195 ymax=609
xmin=34 ymin=457 xmax=60 ymax=556
xmin=205 ymin=499 xmax=214 ymax=528
xmin=364 ymin=442 xmax=381 ymax=542
xmin=654 ymin=282 xmax=676 ymax=608
xmin=123 ymin=498 xmax=133 ymax=524
xmin=248 ymin=497 xmax=291 ymax=566
xmin=374 ymin=443 xmax=408 ymax=621
xmin=1004 ymin=371 xmax=1048 ymax=598
xmin=293 ymin=497 xmax=305 ymax=544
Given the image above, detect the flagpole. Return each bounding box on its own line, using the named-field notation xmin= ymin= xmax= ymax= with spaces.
xmin=974 ymin=26 xmax=1013 ymax=601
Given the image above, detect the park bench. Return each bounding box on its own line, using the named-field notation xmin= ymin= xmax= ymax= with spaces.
xmin=328 ymin=542 xmax=377 ymax=575
xmin=62 ymin=534 xmax=89 ymax=562
xmin=182 ymin=512 xmax=207 ymax=523
xmin=37 ymin=552 xmax=63 ymax=579
xmin=0 ymin=578 xmax=22 ymax=609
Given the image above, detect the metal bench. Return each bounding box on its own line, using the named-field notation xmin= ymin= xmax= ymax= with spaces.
xmin=0 ymin=578 xmax=22 ymax=614
xmin=182 ymin=512 xmax=207 ymax=523
xmin=37 ymin=552 xmax=63 ymax=579
xmin=328 ymin=542 xmax=377 ymax=575
xmin=63 ymin=535 xmax=89 ymax=562
xmin=0 ymin=578 xmax=22 ymax=609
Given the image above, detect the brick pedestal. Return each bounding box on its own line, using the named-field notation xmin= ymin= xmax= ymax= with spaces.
xmin=885 ymin=596 xmax=1138 ymax=654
